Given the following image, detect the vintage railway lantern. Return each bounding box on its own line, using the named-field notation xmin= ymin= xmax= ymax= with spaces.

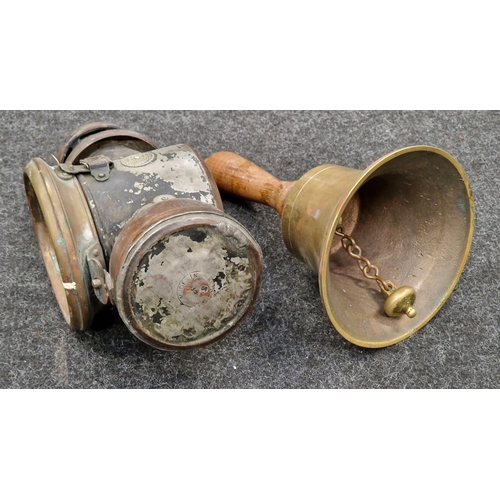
xmin=24 ymin=123 xmax=262 ymax=350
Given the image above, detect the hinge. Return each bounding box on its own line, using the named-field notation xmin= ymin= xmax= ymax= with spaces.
xmin=59 ymin=155 xmax=113 ymax=182
xmin=86 ymin=243 xmax=110 ymax=305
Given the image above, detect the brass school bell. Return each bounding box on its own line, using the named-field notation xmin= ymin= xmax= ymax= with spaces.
xmin=24 ymin=123 xmax=262 ymax=350
xmin=206 ymin=147 xmax=474 ymax=348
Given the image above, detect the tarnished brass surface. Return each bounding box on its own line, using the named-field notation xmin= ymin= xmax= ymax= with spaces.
xmin=334 ymin=225 xmax=418 ymax=318
xmin=24 ymin=158 xmax=105 ymax=330
xmin=282 ymin=146 xmax=474 ymax=348
xmin=383 ymin=286 xmax=417 ymax=318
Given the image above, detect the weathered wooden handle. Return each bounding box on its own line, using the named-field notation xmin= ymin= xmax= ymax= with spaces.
xmin=205 ymin=152 xmax=295 ymax=216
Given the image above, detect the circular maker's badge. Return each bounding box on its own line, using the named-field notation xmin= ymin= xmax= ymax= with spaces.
xmin=121 ymin=152 xmax=156 ymax=168
xmin=177 ymin=272 xmax=212 ymax=307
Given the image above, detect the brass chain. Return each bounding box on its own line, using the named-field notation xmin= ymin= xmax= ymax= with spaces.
xmin=335 ymin=226 xmax=396 ymax=296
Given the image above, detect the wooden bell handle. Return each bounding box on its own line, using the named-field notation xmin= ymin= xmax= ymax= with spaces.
xmin=205 ymin=151 xmax=295 ymax=216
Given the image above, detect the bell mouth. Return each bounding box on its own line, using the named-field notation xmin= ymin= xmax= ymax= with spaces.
xmin=319 ymin=146 xmax=474 ymax=348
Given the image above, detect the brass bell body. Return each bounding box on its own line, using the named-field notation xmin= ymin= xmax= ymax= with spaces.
xmin=206 ymin=146 xmax=474 ymax=348
xmin=281 ymin=146 xmax=474 ymax=347
xmin=24 ymin=123 xmax=262 ymax=350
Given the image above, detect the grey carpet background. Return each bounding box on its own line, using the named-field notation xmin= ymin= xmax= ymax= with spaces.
xmin=0 ymin=110 xmax=498 ymax=389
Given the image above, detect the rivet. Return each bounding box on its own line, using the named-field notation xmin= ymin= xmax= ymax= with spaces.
xmin=92 ymin=279 xmax=103 ymax=289
xmin=93 ymin=249 xmax=99 ymax=257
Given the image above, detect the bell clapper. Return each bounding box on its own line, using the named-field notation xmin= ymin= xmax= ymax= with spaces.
xmin=335 ymin=226 xmax=417 ymax=319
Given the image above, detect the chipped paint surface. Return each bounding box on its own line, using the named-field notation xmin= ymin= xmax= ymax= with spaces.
xmin=118 ymin=146 xmax=215 ymax=206
xmin=129 ymin=225 xmax=256 ymax=345
xmin=78 ymin=144 xmax=219 ymax=259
